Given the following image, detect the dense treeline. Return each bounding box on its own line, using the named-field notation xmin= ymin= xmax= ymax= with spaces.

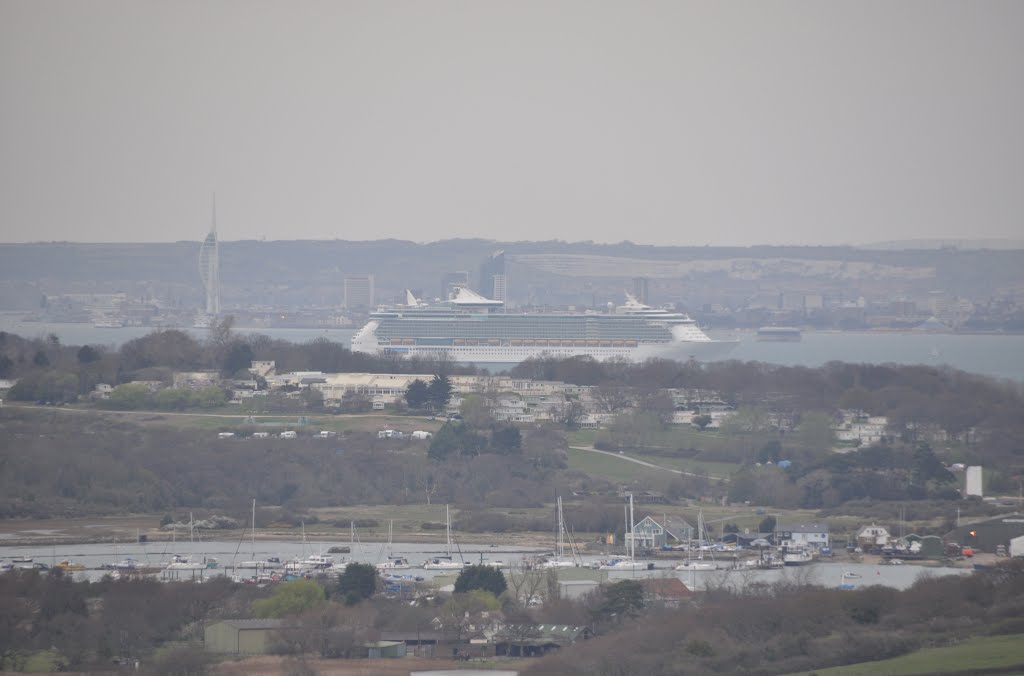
xmin=0 ymin=409 xmax=575 ymax=519
xmin=0 ymin=327 xmax=480 ymax=405
xmin=3 ymin=558 xmax=1023 ymax=674
xmin=526 ymin=559 xmax=1024 ymax=676
xmin=0 ymin=572 xmax=265 ymax=672
xmin=513 ymin=355 xmax=1024 ymax=472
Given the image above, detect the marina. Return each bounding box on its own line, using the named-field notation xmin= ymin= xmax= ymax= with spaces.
xmin=0 ymin=539 xmax=973 ymax=591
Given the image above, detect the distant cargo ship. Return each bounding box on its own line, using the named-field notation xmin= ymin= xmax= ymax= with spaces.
xmin=351 ymin=289 xmax=739 ymax=364
xmin=756 ymin=326 xmax=802 ymax=342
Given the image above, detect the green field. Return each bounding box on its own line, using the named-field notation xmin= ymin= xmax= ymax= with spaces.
xmin=794 ymin=634 xmax=1024 ymax=676
xmin=567 ymin=447 xmax=663 ymax=482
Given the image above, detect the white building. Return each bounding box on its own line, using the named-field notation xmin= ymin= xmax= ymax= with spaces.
xmin=776 ymin=522 xmax=830 ymax=550
xmin=857 ymin=524 xmax=891 ymax=548
xmin=966 ymin=466 xmax=984 ymax=497
xmin=834 ymin=412 xmax=888 ymax=445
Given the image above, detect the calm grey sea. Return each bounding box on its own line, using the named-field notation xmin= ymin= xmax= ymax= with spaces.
xmin=2 ymin=315 xmax=1023 ymax=383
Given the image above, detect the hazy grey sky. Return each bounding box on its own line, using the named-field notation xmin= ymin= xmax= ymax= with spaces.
xmin=1 ymin=1 xmax=1022 ymax=246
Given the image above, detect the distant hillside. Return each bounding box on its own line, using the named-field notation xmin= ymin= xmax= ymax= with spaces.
xmin=0 ymin=239 xmax=1022 ymax=309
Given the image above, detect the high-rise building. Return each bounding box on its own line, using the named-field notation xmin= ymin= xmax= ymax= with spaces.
xmin=479 ymin=251 xmax=507 ymax=301
xmin=198 ymin=198 xmax=220 ymax=315
xmin=441 ymin=271 xmax=470 ymax=300
xmin=632 ymin=277 xmax=649 ymax=305
xmin=343 ymin=275 xmax=375 ymax=310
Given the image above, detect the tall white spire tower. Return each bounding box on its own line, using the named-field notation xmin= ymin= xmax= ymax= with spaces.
xmin=198 ymin=195 xmax=220 ymax=316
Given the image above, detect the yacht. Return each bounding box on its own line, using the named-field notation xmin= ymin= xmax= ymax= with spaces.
xmin=376 ymin=557 xmax=413 ymax=571
xmin=421 ymin=505 xmax=465 ymax=570
xmin=675 ymin=510 xmax=718 ymax=572
xmin=783 ymin=548 xmax=815 ymax=566
xmin=599 ymin=494 xmax=650 ymax=571
xmin=536 ymin=497 xmax=581 ymax=569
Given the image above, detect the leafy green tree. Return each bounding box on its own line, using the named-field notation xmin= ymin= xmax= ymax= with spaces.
xmin=427 ymin=422 xmax=486 ymax=461
xmin=252 ymin=579 xmax=326 ymax=618
xmin=912 ymin=442 xmax=955 ymax=485
xmin=758 ymin=515 xmax=777 ymax=534
xmin=427 ymin=374 xmax=453 ymax=412
xmin=336 ymin=563 xmax=378 ymax=605
xmin=693 ymin=414 xmax=713 ymax=431
xmin=757 ymin=439 xmax=783 ymax=463
xmin=490 ymin=424 xmax=522 ymax=455
xmin=108 ymin=383 xmax=152 ymax=410
xmin=222 ymin=341 xmax=254 ymax=376
xmin=598 ymin=580 xmax=645 ymax=620
xmin=405 ymin=379 xmax=430 ymax=409
xmin=76 ymin=345 xmax=101 ymax=364
xmin=153 ymin=387 xmax=192 ymax=411
xmin=459 ymin=394 xmax=494 ymax=429
xmin=795 ymin=411 xmax=835 ymax=453
xmin=454 ymin=564 xmax=508 ymax=597
xmin=32 ymin=350 xmax=50 ymax=368
xmin=0 ymin=354 xmax=13 ymax=378
xmin=192 ymin=386 xmax=227 ymax=409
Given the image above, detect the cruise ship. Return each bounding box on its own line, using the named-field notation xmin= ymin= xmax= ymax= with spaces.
xmin=351 ymin=288 xmax=739 ymax=364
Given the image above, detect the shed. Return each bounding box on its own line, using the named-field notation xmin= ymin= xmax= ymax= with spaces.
xmin=204 ymin=619 xmax=283 ymax=654
xmin=640 ymin=578 xmax=693 ymax=607
xmin=557 ymin=580 xmax=600 ymax=600
xmin=944 ymin=513 xmax=1024 ymax=553
xmin=902 ymin=534 xmax=945 ymax=559
xmin=494 ymin=625 xmax=591 ymax=658
xmin=365 ymin=640 xmax=407 ymax=658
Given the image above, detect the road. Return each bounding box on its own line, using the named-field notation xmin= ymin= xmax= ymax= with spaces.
xmin=570 ymin=445 xmax=728 ymax=481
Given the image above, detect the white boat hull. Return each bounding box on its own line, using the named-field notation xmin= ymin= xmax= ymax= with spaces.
xmin=423 ymin=561 xmax=465 ymax=570
xmin=598 ymin=560 xmax=648 ymax=571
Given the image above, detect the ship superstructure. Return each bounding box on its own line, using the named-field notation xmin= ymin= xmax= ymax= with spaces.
xmin=351 ymin=288 xmax=738 ymax=363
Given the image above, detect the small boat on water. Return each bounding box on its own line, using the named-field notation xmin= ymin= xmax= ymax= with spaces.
xmin=11 ymin=556 xmax=33 ymax=563
xmin=285 ymin=553 xmax=335 ymax=572
xmin=376 ymin=557 xmax=413 ymax=571
xmin=599 ymin=558 xmax=650 ymax=571
xmin=843 ymin=571 xmax=862 ymax=579
xmin=57 ymin=560 xmax=87 ymax=571
xmin=423 ymin=555 xmax=465 ymax=571
xmin=165 ymin=555 xmax=207 ymax=571
xmin=783 ymin=548 xmax=815 ymax=566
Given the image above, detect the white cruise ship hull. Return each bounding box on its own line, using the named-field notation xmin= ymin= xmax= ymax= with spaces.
xmin=353 ymin=338 xmax=739 ymax=364
xmin=351 ymin=293 xmax=740 ymax=364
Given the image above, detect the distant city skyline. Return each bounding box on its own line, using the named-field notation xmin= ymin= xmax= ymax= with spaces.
xmin=1 ymin=1 xmax=1022 ymax=246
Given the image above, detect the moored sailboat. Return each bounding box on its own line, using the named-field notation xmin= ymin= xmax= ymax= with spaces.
xmin=422 ymin=505 xmax=465 ymax=570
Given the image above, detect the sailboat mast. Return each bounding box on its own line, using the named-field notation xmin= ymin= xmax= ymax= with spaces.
xmin=251 ymin=499 xmax=256 ymax=558
xmin=557 ymin=497 xmax=564 ymax=559
xmin=629 ymin=494 xmax=635 ymax=561
xmin=445 ymin=504 xmax=451 ymax=557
